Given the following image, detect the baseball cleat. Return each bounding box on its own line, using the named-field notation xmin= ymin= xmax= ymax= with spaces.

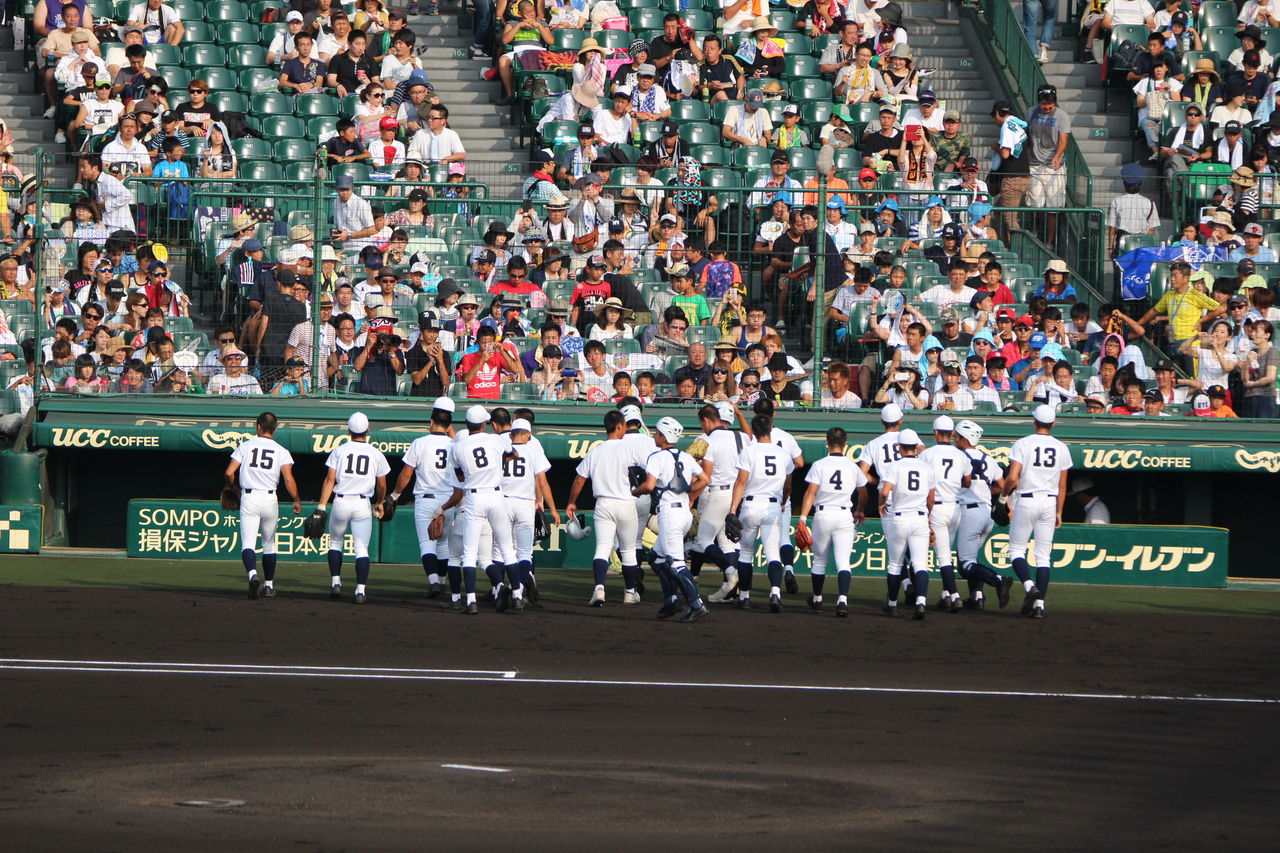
xmin=427 ymin=582 xmax=443 ymax=599
xmin=623 ymin=590 xmax=641 ymax=605
xmin=657 ymin=600 xmax=682 ymax=619
xmin=914 ymin=604 xmax=926 ymax=620
xmin=1031 ymin=605 xmax=1045 ymax=619
xmin=330 ymin=584 xmax=342 ymax=600
xmin=676 ymin=606 xmax=708 ymax=623
xmin=1021 ymin=587 xmax=1040 ymax=616
xmin=836 ymin=601 xmax=849 ymax=618
xmin=262 ymin=585 xmax=276 ymax=598
xmin=442 ymin=599 xmax=463 ymax=611
xmin=769 ymin=593 xmax=781 ymax=613
xmin=248 ymin=576 xmax=261 ymax=599
xmin=947 ymin=596 xmax=960 ymax=614
xmin=495 ymin=586 xmax=511 ymax=613
xmin=511 ymin=597 xmax=526 ymax=613
xmin=784 ymin=572 xmax=798 ymax=595
xmin=588 ymin=587 xmax=606 ymax=607
xmin=934 ymin=598 xmax=949 ymax=612
xmin=354 ymin=592 xmax=366 ymax=605
xmin=963 ymin=597 xmax=984 ymax=610
xmin=707 ymin=581 xmax=738 ymax=603
xmin=882 ymin=602 xmax=897 ymax=617
xmin=807 ymin=595 xmax=821 ymax=611
xmin=736 ymin=597 xmax=751 ymax=610
xmin=463 ymin=602 xmax=479 ymax=615
xmin=998 ymin=577 xmax=1014 ymax=608
xmin=524 ymin=576 xmax=539 ymax=603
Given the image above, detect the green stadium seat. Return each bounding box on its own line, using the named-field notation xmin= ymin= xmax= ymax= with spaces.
xmin=183 ymin=44 xmax=228 ymax=68
xmin=173 ymin=0 xmax=206 ymax=19
xmin=1109 ymin=25 xmax=1149 ymax=66
xmin=733 ymin=145 xmax=773 ymax=168
xmin=209 ymin=91 xmax=249 ymax=114
xmin=832 ymin=148 xmax=861 ymax=171
xmin=711 ymin=98 xmax=742 ymax=124
xmin=183 ymin=21 xmax=215 ymax=42
xmin=331 ymin=162 xmax=371 ymax=185
xmin=596 ymin=30 xmax=633 ymax=50
xmin=630 ymin=8 xmax=667 ymax=30
xmin=786 ymin=147 xmax=817 ymax=170
xmin=785 ymin=54 xmax=819 ymax=78
xmin=1199 ymin=26 xmax=1237 ymax=60
xmin=147 ymin=43 xmax=183 ymax=66
xmin=500 ymin=382 xmax=537 ymax=401
xmin=229 ymin=45 xmax=268 ymax=69
xmin=801 ymin=101 xmax=832 ymax=125
xmin=677 ymin=122 xmax=719 ymax=145
xmin=683 ymin=9 xmax=714 ymax=30
xmin=793 ymin=78 xmax=832 ymax=102
xmin=232 ymin=137 xmax=271 ymax=160
xmin=259 ymin=22 xmax=287 ymax=48
xmin=777 ymin=32 xmax=812 ymax=55
xmin=240 ymin=67 xmax=279 ymax=93
xmin=690 ymin=144 xmax=730 ymax=167
xmin=670 ymin=100 xmax=710 ymax=122
xmin=198 ymin=68 xmax=238 ymax=92
xmin=205 ymin=0 xmax=249 ymax=21
xmin=239 ymin=161 xmax=283 ymax=181
xmin=1196 ymin=1 xmax=1238 ymax=29
xmin=218 ymin=21 xmax=261 ymax=44
xmin=275 ymin=138 xmax=318 ymax=160
xmin=257 ymin=115 xmax=306 ymax=139
xmin=296 ymin=93 xmax=340 ymax=116
xmin=552 ymin=29 xmax=586 ymax=51
xmin=251 ymin=91 xmax=292 ymax=116
xmin=306 ymin=115 xmax=336 ymax=140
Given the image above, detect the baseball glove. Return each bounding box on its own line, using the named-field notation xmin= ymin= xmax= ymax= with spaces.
xmin=534 ymin=509 xmax=549 ymax=543
xmin=377 ymin=494 xmax=397 ymax=522
xmin=627 ymin=464 xmax=647 ymax=490
xmin=991 ymin=498 xmax=1011 ymax=527
xmin=794 ymin=519 xmax=812 ymax=551
xmin=220 ymin=484 xmax=241 ymax=510
xmin=428 ymin=513 xmax=445 ymax=540
xmin=686 ymin=508 xmax=700 ymax=541
xmin=723 ymin=512 xmax=743 ymax=543
xmin=303 ymin=508 xmax=329 ymax=539
xmin=686 ymin=436 xmax=709 ymax=461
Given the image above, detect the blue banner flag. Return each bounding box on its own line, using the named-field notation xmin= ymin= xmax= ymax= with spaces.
xmin=1116 ymin=245 xmax=1227 ymax=300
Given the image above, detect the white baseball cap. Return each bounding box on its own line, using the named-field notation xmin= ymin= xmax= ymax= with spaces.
xmin=1033 ymin=404 xmax=1056 ymax=425
xmin=619 ymin=404 xmax=643 ymax=423
xmin=932 ymin=415 xmax=955 ymax=433
xmin=466 ymin=404 xmax=490 ymax=424
xmin=656 ymin=416 xmax=684 ymax=442
xmin=348 ymin=412 xmax=370 ymax=434
xmin=955 ymin=419 xmax=983 ymax=444
xmin=432 ymin=396 xmax=455 ymax=413
xmin=897 ymin=428 xmax=921 ymax=446
xmin=880 ymin=403 xmax=904 ymax=424
xmin=714 ymin=400 xmax=735 ymax=422
xmin=511 ymin=418 xmax=532 ymax=433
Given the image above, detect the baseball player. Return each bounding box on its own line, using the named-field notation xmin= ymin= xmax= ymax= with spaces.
xmin=1001 ymin=404 xmax=1073 ymax=619
xmin=879 ymin=428 xmax=934 ymax=620
xmin=446 ymin=405 xmax=516 ymax=615
xmin=444 ymin=418 xmax=495 ymax=610
xmin=690 ymin=402 xmax=745 ymax=598
xmin=566 ymin=409 xmax=644 ymax=606
xmin=389 ymin=396 xmax=457 ymax=600
xmin=794 ymin=426 xmax=868 ymax=618
xmin=920 ymin=415 xmax=971 ymax=613
xmin=512 ymin=406 xmax=546 ymax=602
xmin=316 ymin=412 xmax=391 ymax=605
xmin=619 ymin=402 xmax=657 ymax=577
xmin=727 ymin=414 xmax=795 ymax=612
xmin=953 ymin=419 xmax=1015 ymax=610
xmin=632 ymin=416 xmax=710 ymax=622
xmin=735 ymin=398 xmax=804 ymax=594
xmin=857 ymin=403 xmax=915 ymax=600
xmin=499 ymin=416 xmax=558 ymax=613
xmin=223 ymin=412 xmax=302 ymax=599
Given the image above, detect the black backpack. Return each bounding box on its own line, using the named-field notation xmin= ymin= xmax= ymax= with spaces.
xmin=1111 ymin=40 xmax=1141 ymax=71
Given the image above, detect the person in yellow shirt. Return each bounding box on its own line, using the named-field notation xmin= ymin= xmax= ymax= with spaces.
xmin=1135 ymin=260 xmax=1225 ymax=370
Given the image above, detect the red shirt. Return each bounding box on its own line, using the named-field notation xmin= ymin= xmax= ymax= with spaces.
xmin=980 ymin=282 xmax=1015 ymax=305
xmin=570 ymin=280 xmax=611 ymax=313
xmin=456 ymin=351 xmax=506 ymax=399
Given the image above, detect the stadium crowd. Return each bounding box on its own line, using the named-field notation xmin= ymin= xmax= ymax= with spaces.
xmin=0 ymin=0 xmax=1277 ymax=442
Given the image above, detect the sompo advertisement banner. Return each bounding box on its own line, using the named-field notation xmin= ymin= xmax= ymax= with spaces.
xmin=126 ymin=501 xmax=1227 ymax=587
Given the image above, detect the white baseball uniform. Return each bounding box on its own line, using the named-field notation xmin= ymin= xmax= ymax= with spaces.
xmin=921 ymin=441 xmax=969 ymax=569
xmin=447 ymin=428 xmax=491 ymax=570
xmin=451 ymin=430 xmax=516 ymax=569
xmin=644 ymin=447 xmax=699 ymax=570
xmin=1007 ymin=432 xmax=1073 ymax=566
xmin=691 ymin=425 xmax=745 ymax=554
xmin=232 ymin=436 xmax=294 ymax=556
xmin=956 ymin=446 xmax=1001 ymax=567
xmin=325 ymin=440 xmax=390 ymax=559
xmin=858 ymin=429 xmax=905 ymax=545
xmin=402 ymin=431 xmax=455 ymax=558
xmin=882 ymin=456 xmax=934 ymax=578
xmin=804 ymin=453 xmax=867 ymax=576
xmin=735 ymin=442 xmax=794 ymax=564
xmin=622 ymin=428 xmax=658 ymax=552
xmin=576 ymin=437 xmax=642 ymax=566
xmin=502 ymin=434 xmax=551 ymax=564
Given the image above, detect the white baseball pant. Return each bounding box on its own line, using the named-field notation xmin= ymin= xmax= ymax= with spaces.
xmin=886 ymin=510 xmax=930 ymax=576
xmin=738 ymin=497 xmax=782 ymax=564
xmin=691 ymin=486 xmax=734 ymax=552
xmin=810 ymin=507 xmax=855 ymax=575
xmin=239 ymin=490 xmax=280 ymax=555
xmin=593 ymin=496 xmax=639 ymax=566
xmin=955 ymin=503 xmax=994 ymax=566
xmin=328 ymin=495 xmax=372 ymax=559
xmin=449 ymin=505 xmax=490 ymax=566
xmin=929 ymin=501 xmax=963 ymax=567
xmin=633 ymin=495 xmax=651 ymax=552
xmin=653 ymin=500 xmax=693 ymax=570
xmin=462 ymin=487 xmax=515 ymax=568
xmin=1008 ymin=493 xmax=1057 ymax=566
xmin=506 ymin=497 xmax=537 ymax=563
xmin=413 ymin=494 xmax=450 ymax=558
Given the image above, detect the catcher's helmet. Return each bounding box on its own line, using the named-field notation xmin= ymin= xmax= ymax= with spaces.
xmin=565 ymin=512 xmax=592 ymax=540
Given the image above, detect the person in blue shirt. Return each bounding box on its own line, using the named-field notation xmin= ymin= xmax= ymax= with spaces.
xmin=1010 ymin=330 xmax=1046 ymax=387
xmin=1032 ymin=259 xmax=1078 ymax=303
xmin=1226 ymin=221 xmax=1279 ymax=263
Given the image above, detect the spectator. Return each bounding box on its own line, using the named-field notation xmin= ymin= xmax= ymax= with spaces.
xmin=207 ymin=349 xmax=262 ymax=395
xmin=316 ymin=10 xmax=353 ymax=63
xmin=170 ymin=78 xmax=221 ymax=138
xmin=673 ymin=341 xmax=711 ymax=388
xmin=593 ymin=89 xmax=636 ymax=147
xmin=1034 ymin=259 xmax=1078 ymax=303
xmin=763 ymin=352 xmax=802 ymax=405
xmin=931 ymin=361 xmax=975 ymax=411
xmin=629 ymin=64 xmax=671 ymax=123
xmin=577 ymin=339 xmax=614 ymax=400
xmin=642 ymin=306 xmax=690 ymax=357
xmin=875 ymin=361 xmax=927 ymax=410
xmin=101 ymin=114 xmax=153 ymax=178
xmin=1026 ymin=84 xmax=1072 ymax=244
xmin=1179 ymin=319 xmax=1238 ymax=393
xmin=326 ymin=29 xmax=380 ymax=98
xmin=1204 ymin=384 xmax=1238 ymax=417
xmin=268 ymin=10 xmax=308 ymax=66
xmin=355 ymin=315 xmax=405 ymax=395
xmin=1158 ymin=102 xmax=1208 ymax=179
xmin=701 ymin=359 xmax=738 ymax=402
xmin=380 ymin=28 xmax=421 ymax=89
xmin=77 ymin=154 xmax=134 ymax=232
xmin=861 ymin=103 xmax=901 ymax=168
xmin=922 ymin=263 xmax=977 ymax=308
xmin=1026 ymin=358 xmax=1079 ymax=409
xmin=1109 ymin=379 xmax=1148 ymax=415
xmin=332 ymin=174 xmax=377 ymax=250
xmin=589 ymin=297 xmax=634 ymax=342
xmin=721 ymin=88 xmax=772 ymax=148
xmin=128 ymin=0 xmax=184 ymax=46
xmin=929 ymin=109 xmax=971 ymax=173
xmin=1135 ymin=58 xmax=1183 ymax=164
xmin=284 ymin=293 xmax=336 ymax=386
xmin=698 ymin=34 xmax=745 ymax=103
xmin=408 ymin=104 xmax=465 ymax=164
xmin=1107 ymin=164 xmax=1160 ymax=257
xmin=278 ymin=32 xmax=327 ymax=94
xmin=41 ymin=6 xmax=98 ymax=115
xmin=821 ymin=361 xmax=862 ymax=407
xmin=196 ymin=120 xmax=237 ymax=179
xmin=405 ymin=313 xmax=453 ymax=398
xmin=990 ymin=100 xmax=1030 ymax=241
xmin=1140 ymin=387 xmax=1169 ymax=416
xmin=530 ymin=343 xmax=578 ymax=400
xmin=569 ymin=255 xmax=611 ymax=328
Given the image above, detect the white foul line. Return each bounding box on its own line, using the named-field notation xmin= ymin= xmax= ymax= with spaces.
xmin=0 ymin=659 xmax=1273 ymax=706
xmin=441 ymin=764 xmax=511 ymax=774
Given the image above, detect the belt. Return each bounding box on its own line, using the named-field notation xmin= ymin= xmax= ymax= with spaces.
xmin=709 ymin=484 xmax=732 ymax=490
xmin=468 ymin=487 xmax=501 ymax=493
xmin=816 ymin=504 xmax=850 ymax=512
xmin=335 ymin=493 xmax=369 ymax=499
xmin=746 ymin=496 xmax=778 ymax=503
xmin=964 ymin=502 xmax=986 ymax=509
xmin=665 ymin=502 xmax=685 ymax=508
xmin=243 ymin=488 xmax=274 ymax=494
xmin=1020 ymin=492 xmax=1057 ymax=499
xmin=418 ymin=493 xmax=436 ymax=499
xmin=894 ymin=510 xmax=926 ymax=516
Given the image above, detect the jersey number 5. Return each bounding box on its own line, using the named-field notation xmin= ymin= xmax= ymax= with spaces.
xmin=764 ymin=458 xmax=777 ymax=476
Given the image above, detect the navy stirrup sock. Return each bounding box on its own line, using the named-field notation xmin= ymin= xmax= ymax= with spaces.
xmin=447 ymin=564 xmax=462 ymax=594
xmin=1035 ymin=566 xmax=1050 ymax=599
xmin=737 ymin=561 xmax=753 ymax=592
xmin=837 ymin=570 xmax=851 ymax=597
xmin=887 ymin=574 xmax=903 ymax=599
xmin=592 ymin=558 xmax=609 ymax=586
xmin=779 ymin=544 xmax=796 ymax=567
xmin=688 ymin=551 xmax=705 ymax=577
xmin=766 ymin=560 xmax=783 ymax=589
xmin=241 ymin=548 xmax=256 ymax=575
xmin=262 ymin=553 xmax=277 ymax=582
xmin=355 ymin=557 xmax=370 ymax=586
xmin=327 ymin=549 xmax=343 ymax=576
xmin=1011 ymin=557 xmax=1031 ymax=583
xmin=912 ymin=569 xmax=929 ymax=600
xmin=811 ymin=573 xmax=826 ymax=596
xmin=463 ymin=566 xmax=477 ymax=594
xmin=621 ymin=564 xmax=639 ymax=590
xmin=939 ymin=564 xmax=957 ymax=595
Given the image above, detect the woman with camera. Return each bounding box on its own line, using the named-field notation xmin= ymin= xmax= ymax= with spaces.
xmin=874 ymin=362 xmax=928 ymax=410
xmin=354 ymin=318 xmax=405 ymax=396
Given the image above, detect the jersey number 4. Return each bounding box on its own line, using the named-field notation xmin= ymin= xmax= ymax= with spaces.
xmin=828 ymin=470 xmax=843 ymax=489
xmin=249 ymin=447 xmax=274 ymax=470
